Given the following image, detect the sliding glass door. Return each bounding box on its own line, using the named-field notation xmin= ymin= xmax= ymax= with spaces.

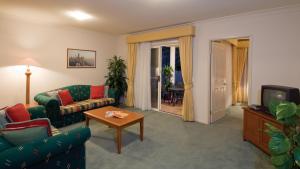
xmin=150 ymin=40 xmax=182 ymax=114
xmin=151 ymin=48 xmax=161 ymax=110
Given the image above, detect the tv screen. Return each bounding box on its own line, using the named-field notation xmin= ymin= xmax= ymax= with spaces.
xmin=261 ymin=85 xmax=300 ymax=111
xmin=262 ymin=89 xmax=287 ymax=108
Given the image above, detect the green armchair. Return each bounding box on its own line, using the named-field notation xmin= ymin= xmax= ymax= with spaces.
xmin=0 ymin=106 xmax=91 ymax=169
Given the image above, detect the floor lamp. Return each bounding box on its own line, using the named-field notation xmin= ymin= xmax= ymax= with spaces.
xmin=21 ymin=57 xmax=39 ymax=105
xmin=25 ymin=65 xmax=32 ymax=104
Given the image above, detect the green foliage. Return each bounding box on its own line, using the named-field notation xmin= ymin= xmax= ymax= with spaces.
xmin=296 ymin=105 xmax=300 ymax=117
xmin=294 ymin=134 xmax=300 ymax=145
xmin=276 ymin=103 xmax=298 ymax=120
xmin=268 ymin=134 xmax=291 ymax=155
xmin=294 ymin=147 xmax=300 ymax=166
xmin=162 ymin=65 xmax=174 ymax=91
xmin=266 ymin=101 xmax=300 ymax=169
xmin=271 ymin=154 xmax=291 ymax=167
xmin=105 ymin=56 xmax=127 ymax=103
xmin=269 ymin=100 xmax=281 ymax=116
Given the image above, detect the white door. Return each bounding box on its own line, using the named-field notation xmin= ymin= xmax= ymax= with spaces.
xmin=211 ymin=42 xmax=227 ymax=123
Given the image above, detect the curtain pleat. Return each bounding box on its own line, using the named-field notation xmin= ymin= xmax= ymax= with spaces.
xmin=237 ymin=48 xmax=248 ymax=103
xmin=126 ymin=43 xmax=138 ymax=107
xmin=232 ymin=46 xmax=248 ymax=104
xmin=134 ymin=42 xmax=151 ymax=110
xmin=179 ymin=36 xmax=194 ymax=121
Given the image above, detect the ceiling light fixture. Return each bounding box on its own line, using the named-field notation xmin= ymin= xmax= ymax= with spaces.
xmin=65 ymin=10 xmax=93 ymax=21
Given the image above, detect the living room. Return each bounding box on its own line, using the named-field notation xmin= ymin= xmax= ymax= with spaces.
xmin=1 ymin=1 xmax=300 ymax=169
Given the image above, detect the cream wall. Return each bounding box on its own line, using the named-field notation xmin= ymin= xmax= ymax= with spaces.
xmin=115 ymin=5 xmax=300 ymax=124
xmin=193 ymin=5 xmax=300 ymax=123
xmin=115 ymin=35 xmax=128 ymax=60
xmin=0 ymin=16 xmax=118 ymax=107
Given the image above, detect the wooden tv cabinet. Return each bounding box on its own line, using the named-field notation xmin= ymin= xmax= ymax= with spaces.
xmin=243 ymin=107 xmax=283 ymax=154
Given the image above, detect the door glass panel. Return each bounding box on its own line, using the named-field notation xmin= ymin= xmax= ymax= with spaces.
xmin=151 ymin=48 xmax=159 ymax=109
xmin=161 ymin=46 xmax=171 ymax=101
xmin=175 ymin=47 xmax=183 ymax=87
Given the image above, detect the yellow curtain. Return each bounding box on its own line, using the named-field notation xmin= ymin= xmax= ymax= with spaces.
xmin=232 ymin=46 xmax=248 ymax=104
xmin=126 ymin=43 xmax=138 ymax=107
xmin=179 ymin=36 xmax=194 ymax=121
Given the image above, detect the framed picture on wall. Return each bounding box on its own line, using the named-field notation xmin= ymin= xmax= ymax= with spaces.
xmin=67 ymin=48 xmax=96 ymax=68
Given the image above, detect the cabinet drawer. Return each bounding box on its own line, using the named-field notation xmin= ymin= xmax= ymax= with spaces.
xmin=243 ymin=107 xmax=284 ymax=155
xmin=244 ymin=111 xmax=261 ymax=146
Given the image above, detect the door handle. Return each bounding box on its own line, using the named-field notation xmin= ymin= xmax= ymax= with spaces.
xmin=151 ymin=76 xmax=160 ymax=81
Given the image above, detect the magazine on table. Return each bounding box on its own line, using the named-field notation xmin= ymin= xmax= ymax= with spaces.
xmin=105 ymin=111 xmax=128 ymax=118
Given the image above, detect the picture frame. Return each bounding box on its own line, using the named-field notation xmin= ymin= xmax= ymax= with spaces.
xmin=67 ymin=48 xmax=96 ymax=68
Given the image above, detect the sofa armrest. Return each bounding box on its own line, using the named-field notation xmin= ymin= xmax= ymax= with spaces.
xmin=34 ymin=94 xmax=61 ymax=123
xmin=27 ymin=105 xmax=47 ymax=119
xmin=0 ymin=126 xmax=91 ymax=169
xmin=34 ymin=94 xmax=60 ymax=108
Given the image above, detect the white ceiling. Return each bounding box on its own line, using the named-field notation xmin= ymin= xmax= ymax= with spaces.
xmin=1 ymin=0 xmax=299 ymax=34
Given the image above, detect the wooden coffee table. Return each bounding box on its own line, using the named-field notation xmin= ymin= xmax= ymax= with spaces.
xmin=84 ymin=106 xmax=144 ymax=154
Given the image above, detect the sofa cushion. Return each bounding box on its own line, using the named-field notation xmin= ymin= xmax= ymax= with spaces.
xmin=77 ymin=85 xmax=91 ymax=101
xmin=6 ymin=104 xmax=31 ymax=122
xmin=58 ymin=90 xmax=74 ymax=106
xmin=90 ymin=85 xmax=105 ymax=99
xmin=63 ymin=86 xmax=81 ymax=101
xmin=86 ymin=98 xmax=115 ymax=108
xmin=1 ymin=126 xmax=49 ymax=146
xmin=0 ymin=137 xmax=13 ymax=152
xmin=59 ymin=98 xmax=115 ymax=115
xmin=60 ymin=101 xmax=91 ymax=115
xmin=5 ymin=118 xmax=52 ymax=136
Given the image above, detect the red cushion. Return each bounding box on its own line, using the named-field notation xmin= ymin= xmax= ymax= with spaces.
xmin=5 ymin=118 xmax=52 ymax=136
xmin=58 ymin=90 xmax=74 ymax=106
xmin=90 ymin=85 xmax=105 ymax=99
xmin=6 ymin=103 xmax=30 ymax=122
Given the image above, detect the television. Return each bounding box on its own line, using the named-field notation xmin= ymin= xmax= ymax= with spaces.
xmin=261 ymin=85 xmax=300 ymax=111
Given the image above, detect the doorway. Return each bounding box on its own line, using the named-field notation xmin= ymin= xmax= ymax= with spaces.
xmin=151 ymin=42 xmax=183 ymax=116
xmin=210 ymin=38 xmax=250 ymax=123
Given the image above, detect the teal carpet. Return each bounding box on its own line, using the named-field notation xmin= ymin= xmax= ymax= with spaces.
xmin=63 ymin=108 xmax=274 ymax=169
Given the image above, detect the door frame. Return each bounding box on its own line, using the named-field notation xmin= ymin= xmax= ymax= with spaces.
xmin=150 ymin=46 xmax=162 ymax=111
xmin=151 ymin=40 xmax=180 ymax=111
xmin=209 ymin=35 xmax=253 ymax=124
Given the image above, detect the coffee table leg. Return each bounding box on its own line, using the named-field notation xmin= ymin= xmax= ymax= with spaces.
xmin=116 ymin=128 xmax=122 ymax=154
xmin=85 ymin=117 xmax=90 ymax=127
xmin=140 ymin=118 xmax=144 ymax=141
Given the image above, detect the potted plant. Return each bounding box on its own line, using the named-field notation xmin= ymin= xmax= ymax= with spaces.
xmin=162 ymin=65 xmax=174 ymax=91
xmin=105 ymin=56 xmax=127 ymax=104
xmin=266 ymin=101 xmax=300 ymax=169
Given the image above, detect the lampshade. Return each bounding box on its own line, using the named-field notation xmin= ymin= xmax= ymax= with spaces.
xmin=18 ymin=57 xmax=40 ymax=67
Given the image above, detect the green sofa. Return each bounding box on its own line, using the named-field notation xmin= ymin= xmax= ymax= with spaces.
xmin=0 ymin=106 xmax=91 ymax=169
xmin=34 ymin=85 xmax=116 ymax=128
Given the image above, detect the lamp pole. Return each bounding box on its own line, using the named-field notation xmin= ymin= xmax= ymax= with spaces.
xmin=25 ymin=65 xmax=32 ymax=104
